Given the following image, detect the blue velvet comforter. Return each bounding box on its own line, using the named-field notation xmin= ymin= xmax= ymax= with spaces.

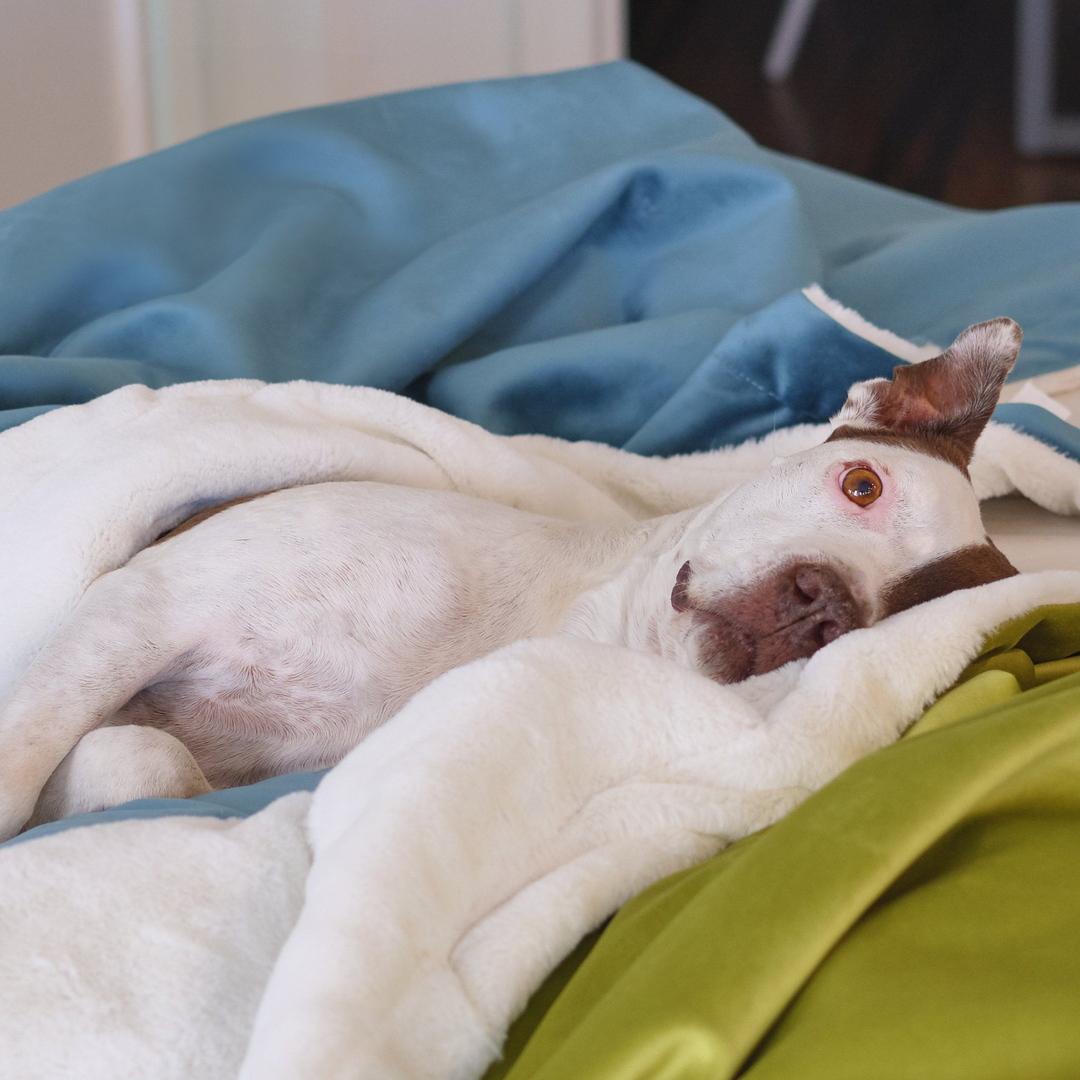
xmin=2 ymin=61 xmax=1078 ymax=454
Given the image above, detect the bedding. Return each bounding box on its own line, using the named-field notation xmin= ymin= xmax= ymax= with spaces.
xmin=491 ymin=603 xmax=1080 ymax=1080
xmin=3 ymin=62 xmax=1080 ymax=458
xmin=2 ymin=365 xmax=1080 ymax=1080
xmin=2 ymin=60 xmax=1080 ymax=1080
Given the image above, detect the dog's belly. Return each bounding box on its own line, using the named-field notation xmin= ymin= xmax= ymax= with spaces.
xmin=108 ymin=482 xmax=623 ymax=788
xmin=114 ymin=638 xmax=412 ymax=788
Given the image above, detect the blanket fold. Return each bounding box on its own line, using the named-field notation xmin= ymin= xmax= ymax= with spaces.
xmin=3 ymin=360 xmax=1080 ymax=1079
xmin=493 ymin=605 xmax=1080 ymax=1080
xmin=3 ymin=61 xmax=1080 ymax=1080
xmin=237 ymin=578 xmax=1080 ymax=1080
xmin=4 ymin=63 xmax=1080 ymax=455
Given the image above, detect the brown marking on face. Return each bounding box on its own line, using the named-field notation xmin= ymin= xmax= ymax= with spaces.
xmin=881 ymin=540 xmax=1018 ymax=618
xmin=826 ymin=425 xmax=972 ymax=475
xmin=153 ymin=491 xmax=277 ymax=545
xmin=678 ymin=560 xmax=868 ymax=682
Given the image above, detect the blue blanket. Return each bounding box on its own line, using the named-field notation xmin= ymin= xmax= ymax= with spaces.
xmin=4 ymin=61 xmax=1080 ymax=844
xmin=2 ymin=61 xmax=1078 ymax=455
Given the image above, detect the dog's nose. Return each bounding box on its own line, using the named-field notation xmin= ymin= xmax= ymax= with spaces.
xmin=679 ymin=560 xmax=865 ymax=682
xmin=785 ymin=563 xmax=861 ymax=649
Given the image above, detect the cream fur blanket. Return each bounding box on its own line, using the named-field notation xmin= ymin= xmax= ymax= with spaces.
xmin=2 ymin=366 xmax=1080 ymax=1080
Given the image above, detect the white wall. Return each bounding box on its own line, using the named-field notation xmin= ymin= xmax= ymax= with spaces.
xmin=0 ymin=0 xmax=625 ymax=209
xmin=0 ymin=0 xmax=150 ymax=208
xmin=147 ymin=0 xmax=626 ymax=145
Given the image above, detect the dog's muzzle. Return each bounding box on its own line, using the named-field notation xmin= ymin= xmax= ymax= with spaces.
xmin=672 ymin=559 xmax=866 ymax=683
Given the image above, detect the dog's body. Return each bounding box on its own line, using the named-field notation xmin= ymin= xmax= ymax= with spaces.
xmin=0 ymin=319 xmax=1024 ymax=839
xmin=101 ymin=484 xmax=647 ymax=787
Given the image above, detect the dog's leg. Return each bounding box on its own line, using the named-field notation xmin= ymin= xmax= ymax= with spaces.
xmin=0 ymin=565 xmax=197 ymax=841
xmin=25 ymin=725 xmax=212 ymax=830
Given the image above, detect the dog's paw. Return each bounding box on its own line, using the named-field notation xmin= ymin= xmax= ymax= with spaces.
xmin=26 ymin=726 xmax=211 ymax=831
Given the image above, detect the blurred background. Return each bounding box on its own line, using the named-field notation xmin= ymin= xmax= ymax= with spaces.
xmin=2 ymin=0 xmax=1078 ymax=211
xmin=631 ymin=0 xmax=1080 ymax=208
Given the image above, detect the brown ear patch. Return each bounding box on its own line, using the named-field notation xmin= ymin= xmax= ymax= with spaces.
xmin=881 ymin=540 xmax=1018 ymax=618
xmin=829 ymin=317 xmax=1021 ymax=469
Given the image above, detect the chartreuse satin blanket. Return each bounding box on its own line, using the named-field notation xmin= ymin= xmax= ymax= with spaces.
xmin=486 ymin=603 xmax=1080 ymax=1079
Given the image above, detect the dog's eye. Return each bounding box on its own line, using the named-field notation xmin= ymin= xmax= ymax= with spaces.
xmin=841 ymin=467 xmax=882 ymax=506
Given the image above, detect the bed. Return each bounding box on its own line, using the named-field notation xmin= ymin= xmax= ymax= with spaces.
xmin=2 ymin=60 xmax=1080 ymax=1080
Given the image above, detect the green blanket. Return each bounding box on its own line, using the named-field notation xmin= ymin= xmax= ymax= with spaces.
xmin=488 ymin=604 xmax=1080 ymax=1079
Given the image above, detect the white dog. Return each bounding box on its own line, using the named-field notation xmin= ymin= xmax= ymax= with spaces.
xmin=0 ymin=318 xmax=1022 ymax=840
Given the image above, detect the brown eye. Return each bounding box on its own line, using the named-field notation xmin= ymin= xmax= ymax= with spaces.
xmin=841 ymin=467 xmax=882 ymax=507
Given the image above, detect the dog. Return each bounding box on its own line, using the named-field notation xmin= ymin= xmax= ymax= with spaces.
xmin=0 ymin=318 xmax=1022 ymax=840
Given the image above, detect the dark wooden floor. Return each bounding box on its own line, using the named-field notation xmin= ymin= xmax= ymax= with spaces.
xmin=629 ymin=0 xmax=1080 ymax=209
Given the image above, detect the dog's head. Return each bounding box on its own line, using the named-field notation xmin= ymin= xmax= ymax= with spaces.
xmin=665 ymin=317 xmax=1022 ymax=683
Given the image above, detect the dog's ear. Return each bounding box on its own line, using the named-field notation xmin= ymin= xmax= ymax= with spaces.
xmin=830 ymin=317 xmax=1021 ymax=467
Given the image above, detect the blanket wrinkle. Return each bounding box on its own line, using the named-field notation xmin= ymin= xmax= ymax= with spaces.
xmin=3 ymin=61 xmax=1080 ymax=1078
xmin=238 ymin=575 xmax=1080 ymax=1080
xmin=0 ymin=791 xmax=313 ymax=1080
xmin=2 ymin=303 xmax=1080 ymax=1080
xmin=718 ymin=697 xmax=1080 ymax=1079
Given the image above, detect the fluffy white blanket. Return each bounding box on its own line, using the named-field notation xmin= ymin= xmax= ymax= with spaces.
xmin=3 ymin=342 xmax=1080 ymax=1080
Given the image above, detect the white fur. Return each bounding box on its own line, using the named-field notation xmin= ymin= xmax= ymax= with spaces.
xmin=0 ymin=379 xmax=828 ymax=710
xmin=28 ymin=725 xmax=212 ymax=829
xmin=832 ymin=376 xmax=891 ymax=430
